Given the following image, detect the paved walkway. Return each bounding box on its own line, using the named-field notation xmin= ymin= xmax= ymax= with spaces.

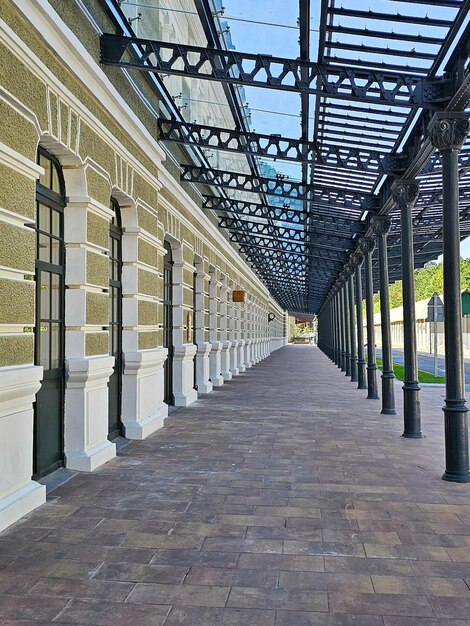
xmin=1 ymin=345 xmax=470 ymax=625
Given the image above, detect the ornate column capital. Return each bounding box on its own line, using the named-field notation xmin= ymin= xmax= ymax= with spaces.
xmin=391 ymin=179 xmax=420 ymax=209
xmin=428 ymin=112 xmax=470 ymax=153
xmin=359 ymin=237 xmax=376 ymax=255
xmin=351 ymin=252 xmax=364 ymax=268
xmin=370 ymin=215 xmax=392 ymax=237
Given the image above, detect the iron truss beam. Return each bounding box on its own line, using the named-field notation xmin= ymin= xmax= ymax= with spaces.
xmin=182 ymin=165 xmax=365 ymax=207
xmin=218 ymin=216 xmax=350 ymax=250
xmin=158 ymin=119 xmax=386 ymax=172
xmin=100 ymin=33 xmax=451 ymax=108
xmin=231 ymin=233 xmax=348 ymax=264
xmin=203 ymin=197 xmax=363 ymax=236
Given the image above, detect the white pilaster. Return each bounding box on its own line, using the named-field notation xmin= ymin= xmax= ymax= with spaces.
xmin=196 ymin=342 xmax=213 ymax=394
xmin=209 ymin=340 xmax=224 ymax=387
xmin=0 ymin=365 xmax=46 ymax=532
xmin=121 ymin=348 xmax=168 ymax=439
xmin=173 ymin=344 xmax=198 ymax=406
xmin=65 ymin=355 xmax=116 ymax=471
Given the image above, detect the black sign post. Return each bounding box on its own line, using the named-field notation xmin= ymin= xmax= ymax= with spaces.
xmin=426 ymin=293 xmax=444 ymax=377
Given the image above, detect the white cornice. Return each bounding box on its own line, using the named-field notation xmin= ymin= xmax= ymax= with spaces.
xmin=0 ymin=142 xmax=44 ymax=180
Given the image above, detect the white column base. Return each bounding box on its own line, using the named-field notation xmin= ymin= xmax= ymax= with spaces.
xmin=221 ymin=340 xmax=232 ymax=381
xmin=209 ymin=341 xmax=224 ymax=387
xmin=230 ymin=340 xmax=240 ymax=376
xmin=244 ymin=339 xmax=253 ymax=369
xmin=0 ymin=364 xmax=46 ymax=532
xmin=237 ymin=339 xmax=246 ymax=373
xmin=173 ymin=344 xmax=198 ymax=407
xmin=122 ymin=348 xmax=168 ymax=440
xmin=196 ymin=342 xmax=213 ymax=394
xmin=65 ymin=355 xmax=116 ymax=472
xmin=66 ymin=438 xmax=116 ymax=472
xmin=0 ymin=481 xmax=46 ymax=534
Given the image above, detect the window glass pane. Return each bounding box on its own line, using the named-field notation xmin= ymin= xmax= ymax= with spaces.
xmin=38 ymin=322 xmax=50 ymax=369
xmin=38 ymin=233 xmax=50 ymax=263
xmin=51 ymin=209 xmax=61 ymax=237
xmin=50 ymin=273 xmax=60 ymax=320
xmin=39 ymin=271 xmax=50 ymax=320
xmin=52 ymin=165 xmax=61 ymax=194
xmin=38 ymin=203 xmax=49 ymax=232
xmin=39 ymin=154 xmax=51 ymax=188
xmin=50 ymin=236 xmax=60 ymax=265
xmin=50 ymin=323 xmax=60 ymax=369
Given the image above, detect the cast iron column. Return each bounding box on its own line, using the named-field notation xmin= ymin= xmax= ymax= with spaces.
xmin=429 ymin=112 xmax=470 ymax=481
xmin=353 ymin=253 xmax=367 ymax=390
xmin=334 ymin=289 xmax=341 ymax=367
xmin=339 ymin=284 xmax=347 ymax=372
xmin=360 ymin=238 xmax=379 ymax=399
xmin=348 ymin=268 xmax=358 ymax=382
xmin=371 ymin=215 xmax=396 ymax=415
xmin=392 ymin=179 xmax=423 ymax=438
xmin=331 ymin=294 xmax=337 ymax=364
xmin=343 ymin=278 xmax=351 ymax=377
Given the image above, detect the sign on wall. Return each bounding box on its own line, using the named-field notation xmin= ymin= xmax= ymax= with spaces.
xmin=186 ymin=312 xmax=193 ymax=343
xmin=232 ymin=290 xmax=245 ymax=302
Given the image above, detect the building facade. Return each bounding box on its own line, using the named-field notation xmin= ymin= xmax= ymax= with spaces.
xmin=0 ymin=0 xmax=288 ymax=532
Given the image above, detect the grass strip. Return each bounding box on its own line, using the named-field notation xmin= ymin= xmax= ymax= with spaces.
xmin=375 ymin=357 xmax=445 ymax=384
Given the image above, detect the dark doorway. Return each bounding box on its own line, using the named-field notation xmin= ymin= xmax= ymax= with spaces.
xmin=108 ymin=199 xmax=123 ymax=439
xmin=33 ymin=148 xmax=65 ymax=478
xmin=163 ymin=241 xmax=174 ymax=405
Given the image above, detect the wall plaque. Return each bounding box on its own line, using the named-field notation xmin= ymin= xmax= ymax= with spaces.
xmin=232 ymin=290 xmax=245 ymax=302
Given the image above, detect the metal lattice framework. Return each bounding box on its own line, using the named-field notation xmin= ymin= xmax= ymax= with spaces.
xmin=100 ymin=0 xmax=470 ymax=314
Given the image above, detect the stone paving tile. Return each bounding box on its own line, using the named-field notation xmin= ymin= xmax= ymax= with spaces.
xmin=55 ymin=599 xmax=170 ymax=625
xmin=274 ymin=611 xmax=385 ymax=625
xmin=185 ymin=566 xmax=278 ymax=588
xmin=1 ymin=346 xmax=470 ymax=624
xmin=227 ymin=587 xmax=329 ymax=612
xmin=164 ymin=606 xmax=276 ymax=625
xmin=125 ymin=582 xmax=230 ymax=607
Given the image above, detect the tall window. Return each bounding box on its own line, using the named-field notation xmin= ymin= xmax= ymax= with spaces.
xmin=108 ymin=199 xmax=123 ymax=438
xmin=163 ymin=241 xmax=173 ymax=405
xmin=34 ymin=148 xmax=65 ymax=477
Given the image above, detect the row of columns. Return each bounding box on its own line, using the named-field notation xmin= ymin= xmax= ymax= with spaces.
xmin=318 ymin=111 xmax=470 ymax=483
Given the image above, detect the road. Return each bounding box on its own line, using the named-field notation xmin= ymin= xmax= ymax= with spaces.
xmin=375 ymin=348 xmax=470 ymax=387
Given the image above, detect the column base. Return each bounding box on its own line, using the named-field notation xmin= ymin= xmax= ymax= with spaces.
xmin=65 ymin=439 xmax=116 ymax=472
xmin=209 ymin=341 xmax=224 ymax=387
xmin=65 ymin=355 xmax=116 ymax=472
xmin=122 ymin=348 xmax=168 ymax=440
xmin=0 ymin=364 xmax=44 ymax=531
xmin=197 ymin=381 xmax=213 ymax=394
xmin=442 ymin=470 xmax=470 ymax=483
xmin=174 ymin=388 xmax=198 ymax=407
xmin=173 ymin=344 xmax=198 ymax=407
xmin=381 ymin=409 xmax=397 ymax=415
xmin=123 ymin=403 xmax=167 ymax=440
xmin=0 ymin=481 xmax=46 ymax=534
xmin=402 ymin=431 xmax=425 ymax=439
xmin=196 ymin=342 xmax=213 ymax=395
xmin=220 ymin=340 xmax=232 ymax=381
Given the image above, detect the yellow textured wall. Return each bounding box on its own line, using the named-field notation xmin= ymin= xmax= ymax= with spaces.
xmin=0 ymin=279 xmax=34 ymax=324
xmin=0 ymin=223 xmax=35 ymax=272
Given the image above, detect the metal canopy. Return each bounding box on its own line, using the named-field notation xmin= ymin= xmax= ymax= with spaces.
xmin=100 ymin=0 xmax=470 ymax=314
